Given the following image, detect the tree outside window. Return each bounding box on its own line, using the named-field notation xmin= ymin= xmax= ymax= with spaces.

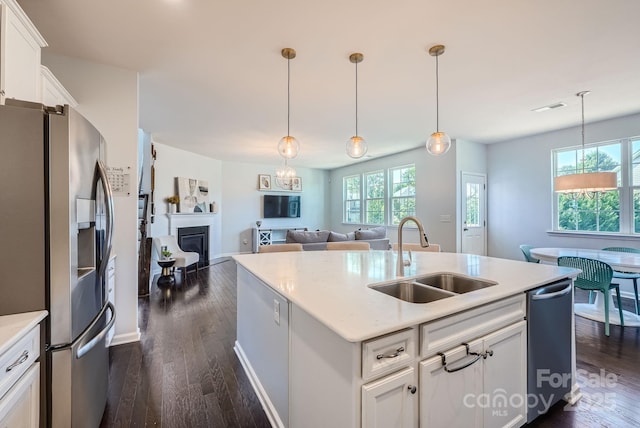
xmin=343 ymin=175 xmax=361 ymax=223
xmin=555 ymin=141 xmax=622 ymax=232
xmin=365 ymin=171 xmax=385 ymax=224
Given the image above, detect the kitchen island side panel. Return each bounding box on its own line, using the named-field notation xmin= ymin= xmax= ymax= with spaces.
xmin=236 ymin=266 xmax=289 ymax=427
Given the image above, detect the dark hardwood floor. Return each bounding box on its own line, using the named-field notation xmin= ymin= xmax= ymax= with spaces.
xmin=100 ymin=260 xmax=640 ymax=427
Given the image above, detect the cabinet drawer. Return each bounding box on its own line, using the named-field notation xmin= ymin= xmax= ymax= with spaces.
xmin=420 ymin=294 xmax=525 ymax=358
xmin=0 ymin=325 xmax=40 ymax=400
xmin=362 ymin=328 xmax=416 ymax=382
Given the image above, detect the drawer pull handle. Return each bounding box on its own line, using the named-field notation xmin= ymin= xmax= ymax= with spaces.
xmin=376 ymin=346 xmax=405 ymax=360
xmin=438 ymin=343 xmax=493 ymax=373
xmin=6 ymin=350 xmax=29 ymax=372
xmin=407 ymin=385 xmax=417 ymax=394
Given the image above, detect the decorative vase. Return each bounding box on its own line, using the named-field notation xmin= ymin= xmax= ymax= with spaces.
xmin=170 ymin=203 xmax=177 ymax=214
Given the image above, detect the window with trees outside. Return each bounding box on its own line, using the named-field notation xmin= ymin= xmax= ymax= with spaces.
xmin=343 ymin=175 xmax=361 ymax=224
xmin=342 ymin=165 xmax=416 ymax=225
xmin=365 ymin=171 xmax=385 ymax=224
xmin=390 ymin=165 xmax=416 ymax=225
xmin=554 ymin=137 xmax=640 ymax=233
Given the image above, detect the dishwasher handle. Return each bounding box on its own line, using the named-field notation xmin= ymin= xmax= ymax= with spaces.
xmin=531 ymin=283 xmax=572 ymax=301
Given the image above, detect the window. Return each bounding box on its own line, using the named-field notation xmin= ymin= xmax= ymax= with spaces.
xmin=365 ymin=171 xmax=385 ymax=224
xmin=390 ymin=165 xmax=416 ymax=225
xmin=553 ymin=138 xmax=640 ymax=233
xmin=342 ymin=164 xmax=416 ymax=225
xmin=343 ymin=175 xmax=361 ymax=223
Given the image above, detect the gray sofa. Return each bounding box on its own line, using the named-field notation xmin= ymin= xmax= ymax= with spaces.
xmin=285 ymin=227 xmax=390 ymax=251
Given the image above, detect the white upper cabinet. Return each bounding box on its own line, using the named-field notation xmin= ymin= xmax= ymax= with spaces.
xmin=0 ymin=0 xmax=47 ymax=104
xmin=41 ymin=65 xmax=77 ymax=107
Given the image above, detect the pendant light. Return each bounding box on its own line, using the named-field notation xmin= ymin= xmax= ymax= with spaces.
xmin=426 ymin=44 xmax=451 ymax=156
xmin=553 ymin=91 xmax=617 ymax=195
xmin=277 ymin=48 xmax=300 ymax=160
xmin=346 ymin=53 xmax=367 ymax=159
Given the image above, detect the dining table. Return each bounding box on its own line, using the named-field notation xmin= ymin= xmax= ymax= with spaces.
xmin=530 ymin=247 xmax=640 ymax=327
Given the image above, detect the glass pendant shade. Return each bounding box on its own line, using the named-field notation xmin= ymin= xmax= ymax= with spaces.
xmin=554 ymin=172 xmax=617 ymax=193
xmin=346 ymin=135 xmax=367 ymax=159
xmin=278 ymin=135 xmax=299 ymax=159
xmin=426 ymin=131 xmax=451 ymax=155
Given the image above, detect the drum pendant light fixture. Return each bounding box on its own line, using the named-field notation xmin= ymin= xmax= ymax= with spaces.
xmin=277 ymin=48 xmax=300 ymax=160
xmin=553 ymin=91 xmax=617 ymax=195
xmin=426 ymin=44 xmax=451 ymax=156
xmin=346 ymin=52 xmax=368 ymax=159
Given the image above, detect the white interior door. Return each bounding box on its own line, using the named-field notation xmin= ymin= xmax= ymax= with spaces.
xmin=461 ymin=172 xmax=487 ymax=255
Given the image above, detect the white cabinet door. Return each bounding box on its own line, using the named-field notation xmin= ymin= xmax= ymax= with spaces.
xmin=0 ymin=0 xmax=47 ymax=104
xmin=41 ymin=65 xmax=77 ymax=107
xmin=362 ymin=367 xmax=418 ymax=428
xmin=419 ymin=339 xmax=483 ymax=427
xmin=0 ymin=362 xmax=39 ymax=428
xmin=482 ymin=321 xmax=527 ymax=428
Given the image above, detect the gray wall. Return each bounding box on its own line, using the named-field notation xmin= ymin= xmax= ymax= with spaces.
xmin=487 ymin=112 xmax=640 ymax=261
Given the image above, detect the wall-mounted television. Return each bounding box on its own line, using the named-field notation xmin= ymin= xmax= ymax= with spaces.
xmin=263 ymin=195 xmax=301 ymax=218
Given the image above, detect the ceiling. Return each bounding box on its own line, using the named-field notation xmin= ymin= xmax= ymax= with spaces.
xmin=18 ymin=0 xmax=640 ymax=170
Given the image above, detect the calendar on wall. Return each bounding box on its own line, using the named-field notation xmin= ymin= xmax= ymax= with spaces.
xmin=106 ymin=166 xmax=131 ymax=196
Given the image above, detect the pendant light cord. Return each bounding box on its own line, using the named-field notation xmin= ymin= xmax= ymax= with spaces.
xmin=435 ymin=53 xmax=440 ymax=132
xmin=287 ymin=56 xmax=291 ymax=137
xmin=355 ymin=60 xmax=359 ymax=136
xmin=581 ymin=92 xmax=585 ymax=174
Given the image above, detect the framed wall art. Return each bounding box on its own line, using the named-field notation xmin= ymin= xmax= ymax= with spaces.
xmin=258 ymin=174 xmax=272 ymax=190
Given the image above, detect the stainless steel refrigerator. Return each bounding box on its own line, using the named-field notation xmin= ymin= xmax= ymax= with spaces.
xmin=0 ymin=100 xmax=116 ymax=427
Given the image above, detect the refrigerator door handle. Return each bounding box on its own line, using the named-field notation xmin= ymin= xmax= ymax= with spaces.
xmin=95 ymin=160 xmax=114 ymax=280
xmin=76 ymin=302 xmax=116 ymax=359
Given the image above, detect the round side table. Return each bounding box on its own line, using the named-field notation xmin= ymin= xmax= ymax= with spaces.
xmin=157 ymin=258 xmax=176 ymax=287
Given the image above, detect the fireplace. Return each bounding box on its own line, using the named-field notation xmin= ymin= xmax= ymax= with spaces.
xmin=177 ymin=226 xmax=209 ymax=269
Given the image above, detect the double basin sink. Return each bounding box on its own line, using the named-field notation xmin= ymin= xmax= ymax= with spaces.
xmin=369 ymin=273 xmax=497 ymax=303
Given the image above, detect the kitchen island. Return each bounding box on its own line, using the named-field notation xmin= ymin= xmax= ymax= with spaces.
xmin=233 ymin=251 xmax=577 ymax=428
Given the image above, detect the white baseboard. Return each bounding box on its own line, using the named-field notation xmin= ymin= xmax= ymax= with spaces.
xmin=234 ymin=341 xmax=284 ymax=428
xmin=110 ymin=330 xmax=141 ymax=346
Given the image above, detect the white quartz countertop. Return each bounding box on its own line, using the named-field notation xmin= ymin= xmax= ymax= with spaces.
xmin=233 ymin=251 xmax=577 ymax=342
xmin=0 ymin=311 xmax=47 ymax=356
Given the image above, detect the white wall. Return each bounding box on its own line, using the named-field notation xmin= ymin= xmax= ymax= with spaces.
xmin=43 ymin=52 xmax=140 ymax=345
xmin=221 ymin=161 xmax=331 ymax=254
xmin=328 ymin=145 xmax=458 ymax=251
xmin=487 ymin=112 xmax=640 ymax=261
xmin=149 ymin=143 xmax=223 ymax=260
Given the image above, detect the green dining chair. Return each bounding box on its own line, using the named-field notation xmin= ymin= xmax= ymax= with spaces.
xmin=557 ymin=256 xmax=624 ymax=336
xmin=602 ymin=247 xmax=640 ymax=314
xmin=519 ymin=244 xmax=540 ymax=263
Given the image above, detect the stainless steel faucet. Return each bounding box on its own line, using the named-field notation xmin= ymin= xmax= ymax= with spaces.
xmin=396 ymin=215 xmax=430 ymax=276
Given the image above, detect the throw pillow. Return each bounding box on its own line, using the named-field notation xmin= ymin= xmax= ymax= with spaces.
xmin=328 ymin=231 xmax=356 ymax=242
xmin=355 ymin=226 xmax=386 ymax=240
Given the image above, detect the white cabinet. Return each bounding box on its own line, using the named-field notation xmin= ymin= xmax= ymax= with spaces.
xmin=0 ymin=0 xmax=47 ymax=104
xmin=252 ymin=227 xmax=306 ymax=252
xmin=419 ymin=321 xmax=527 ymax=428
xmin=0 ymin=363 xmax=39 ymax=427
xmin=106 ymin=255 xmax=116 ymax=346
xmin=41 ymin=65 xmax=78 ymax=107
xmin=362 ymin=367 xmax=418 ymax=428
xmin=0 ymin=322 xmax=41 ymax=428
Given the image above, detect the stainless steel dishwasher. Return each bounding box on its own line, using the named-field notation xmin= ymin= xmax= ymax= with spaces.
xmin=526 ymin=278 xmax=573 ymax=422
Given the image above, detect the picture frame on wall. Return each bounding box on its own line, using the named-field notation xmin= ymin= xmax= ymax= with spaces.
xmin=292 ymin=176 xmax=302 ymax=192
xmin=258 ymin=174 xmax=272 ymax=190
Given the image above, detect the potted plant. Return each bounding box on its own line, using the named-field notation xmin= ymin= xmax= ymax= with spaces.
xmin=165 ymin=195 xmax=179 ymax=213
xmin=161 ymin=248 xmax=172 ymax=259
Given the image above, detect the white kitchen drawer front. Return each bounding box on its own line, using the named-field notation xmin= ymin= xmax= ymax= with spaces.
xmin=420 ymin=294 xmax=525 ymax=358
xmin=0 ymin=325 xmax=40 ymax=400
xmin=362 ymin=328 xmax=416 ymax=382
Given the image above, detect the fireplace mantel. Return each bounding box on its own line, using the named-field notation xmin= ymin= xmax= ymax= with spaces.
xmin=167 ymin=213 xmax=215 ymax=233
